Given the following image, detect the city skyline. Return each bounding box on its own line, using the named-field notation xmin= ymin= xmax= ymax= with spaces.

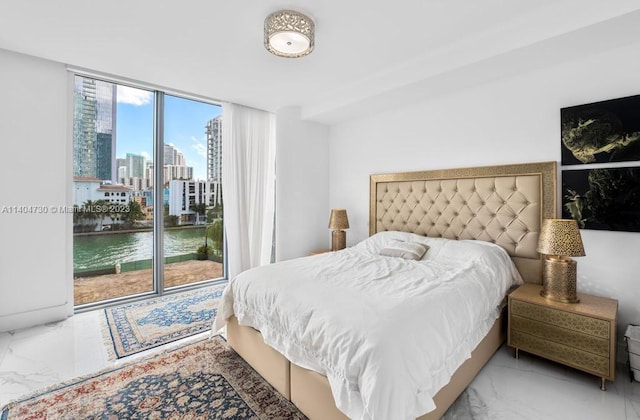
xmin=115 ymin=86 xmax=221 ymax=181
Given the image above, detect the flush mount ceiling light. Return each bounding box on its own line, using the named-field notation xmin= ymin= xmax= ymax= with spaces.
xmin=264 ymin=10 xmax=314 ymax=58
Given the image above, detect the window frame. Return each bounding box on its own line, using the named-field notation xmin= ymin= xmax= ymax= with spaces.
xmin=71 ymin=70 xmax=227 ymax=312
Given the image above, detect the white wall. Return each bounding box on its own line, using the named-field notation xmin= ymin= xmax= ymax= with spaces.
xmin=329 ymin=42 xmax=640 ymax=339
xmin=275 ymin=107 xmax=330 ymax=261
xmin=0 ymin=49 xmax=73 ymax=332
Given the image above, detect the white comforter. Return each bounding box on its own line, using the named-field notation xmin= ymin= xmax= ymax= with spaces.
xmin=213 ymin=231 xmax=522 ymax=420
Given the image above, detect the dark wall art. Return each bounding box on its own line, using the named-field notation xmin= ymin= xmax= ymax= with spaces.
xmin=562 ymin=167 xmax=640 ymax=232
xmin=561 ymin=94 xmax=640 ymax=166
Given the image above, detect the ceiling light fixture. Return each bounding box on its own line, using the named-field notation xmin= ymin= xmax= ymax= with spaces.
xmin=264 ymin=10 xmax=314 ymax=58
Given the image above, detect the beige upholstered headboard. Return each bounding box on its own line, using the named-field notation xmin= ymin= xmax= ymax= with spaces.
xmin=369 ymin=162 xmax=557 ymax=284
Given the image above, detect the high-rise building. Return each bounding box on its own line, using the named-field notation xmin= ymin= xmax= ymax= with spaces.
xmin=72 ymin=76 xmax=117 ymax=182
xmin=96 ymin=133 xmax=113 ymax=181
xmin=126 ymin=153 xmax=145 ymax=178
xmin=120 ymin=176 xmax=152 ymax=191
xmin=145 ymin=162 xmax=153 ymax=182
xmin=206 ymin=116 xmax=222 ymax=183
xmin=164 ymin=144 xmax=175 ymax=165
xmin=116 ymin=158 xmax=127 ymax=177
xmin=163 ymin=165 xmax=193 ymax=183
xmin=168 ymin=180 xmax=222 ymax=223
xmin=164 ymin=144 xmax=185 ymax=166
xmin=162 ymin=144 xmax=193 ymax=184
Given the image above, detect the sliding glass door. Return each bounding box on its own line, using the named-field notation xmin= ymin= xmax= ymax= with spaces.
xmin=72 ymin=75 xmax=223 ymax=307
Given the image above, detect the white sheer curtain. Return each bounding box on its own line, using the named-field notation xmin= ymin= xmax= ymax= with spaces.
xmin=222 ymin=103 xmax=276 ymax=280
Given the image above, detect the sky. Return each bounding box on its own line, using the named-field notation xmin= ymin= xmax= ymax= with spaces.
xmin=115 ymin=86 xmax=222 ymax=180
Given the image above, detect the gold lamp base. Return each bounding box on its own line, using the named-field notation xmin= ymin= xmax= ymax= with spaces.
xmin=331 ymin=229 xmax=346 ymax=251
xmin=541 ymin=255 xmax=580 ymax=303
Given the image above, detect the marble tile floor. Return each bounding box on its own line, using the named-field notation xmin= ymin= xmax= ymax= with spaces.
xmin=444 ymin=347 xmax=640 ymax=420
xmin=0 ymin=311 xmax=639 ymax=420
xmin=0 ymin=310 xmax=211 ymax=409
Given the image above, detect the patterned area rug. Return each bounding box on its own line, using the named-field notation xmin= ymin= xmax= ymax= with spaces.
xmin=0 ymin=336 xmax=306 ymax=419
xmin=103 ymin=283 xmax=227 ymax=359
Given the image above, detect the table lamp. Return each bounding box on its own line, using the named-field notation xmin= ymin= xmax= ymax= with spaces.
xmin=328 ymin=209 xmax=349 ymax=251
xmin=536 ymin=218 xmax=586 ymax=303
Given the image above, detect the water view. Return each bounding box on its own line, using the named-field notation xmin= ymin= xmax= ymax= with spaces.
xmin=74 ymin=227 xmax=208 ymax=272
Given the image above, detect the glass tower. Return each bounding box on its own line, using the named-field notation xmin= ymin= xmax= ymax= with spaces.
xmin=73 ymin=76 xmax=117 ymax=182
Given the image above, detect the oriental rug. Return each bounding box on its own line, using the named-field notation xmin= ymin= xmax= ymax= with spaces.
xmin=102 ymin=283 xmax=227 ymax=359
xmin=0 ymin=336 xmax=306 ymax=420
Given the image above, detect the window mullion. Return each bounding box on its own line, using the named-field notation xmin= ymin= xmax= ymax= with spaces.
xmin=153 ymin=91 xmax=165 ymax=294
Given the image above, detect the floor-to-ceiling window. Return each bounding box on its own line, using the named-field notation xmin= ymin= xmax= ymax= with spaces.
xmin=163 ymin=95 xmax=223 ymax=291
xmin=72 ymin=75 xmax=224 ymax=307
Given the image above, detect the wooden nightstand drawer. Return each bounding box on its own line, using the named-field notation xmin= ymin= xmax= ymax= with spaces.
xmin=508 ymin=284 xmax=618 ymax=389
xmin=510 ymin=330 xmax=610 ymax=377
xmin=511 ymin=315 xmax=609 ymax=357
xmin=511 ymin=299 xmax=609 ymax=339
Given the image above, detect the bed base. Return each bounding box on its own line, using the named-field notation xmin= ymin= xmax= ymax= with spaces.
xmin=226 ymin=316 xmax=291 ymax=399
xmin=227 ymin=309 xmax=505 ymax=419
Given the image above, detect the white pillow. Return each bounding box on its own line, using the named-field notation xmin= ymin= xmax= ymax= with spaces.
xmin=353 ymin=231 xmax=431 ymax=252
xmin=379 ymin=240 xmax=429 ymax=260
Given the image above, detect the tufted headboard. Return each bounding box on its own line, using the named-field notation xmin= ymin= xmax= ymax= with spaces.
xmin=369 ymin=162 xmax=557 ymax=284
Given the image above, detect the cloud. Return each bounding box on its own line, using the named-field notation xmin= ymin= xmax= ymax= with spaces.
xmin=191 ymin=136 xmax=207 ymax=159
xmin=117 ymin=86 xmax=153 ymax=106
xmin=140 ymin=151 xmax=151 ymax=160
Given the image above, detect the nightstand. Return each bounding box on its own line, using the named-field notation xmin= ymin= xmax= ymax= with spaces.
xmin=309 ymin=249 xmax=332 ymax=256
xmin=508 ymin=283 xmax=618 ymax=391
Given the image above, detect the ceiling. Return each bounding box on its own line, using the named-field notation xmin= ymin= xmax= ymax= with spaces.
xmin=1 ymin=0 xmax=639 ymax=125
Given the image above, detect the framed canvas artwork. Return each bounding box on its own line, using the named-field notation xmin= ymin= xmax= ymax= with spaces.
xmin=561 ymin=94 xmax=640 ymax=166
xmin=562 ymin=166 xmax=640 ymax=232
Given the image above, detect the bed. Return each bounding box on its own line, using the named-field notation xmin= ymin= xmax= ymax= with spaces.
xmin=214 ymin=161 xmax=557 ymax=419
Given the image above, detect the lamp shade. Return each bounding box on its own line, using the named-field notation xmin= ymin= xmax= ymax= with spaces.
xmin=537 ymin=219 xmax=585 ymax=257
xmin=264 ymin=10 xmax=315 ymax=58
xmin=328 ymin=209 xmax=349 ymax=230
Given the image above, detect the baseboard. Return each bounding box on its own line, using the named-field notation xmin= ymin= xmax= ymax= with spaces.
xmin=0 ymin=303 xmax=72 ymax=333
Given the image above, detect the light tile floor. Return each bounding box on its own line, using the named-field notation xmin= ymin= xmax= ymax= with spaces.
xmin=0 ymin=310 xmax=211 ymax=408
xmin=1 ymin=311 xmax=639 ymax=419
xmin=445 ymin=345 xmax=640 ymax=419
